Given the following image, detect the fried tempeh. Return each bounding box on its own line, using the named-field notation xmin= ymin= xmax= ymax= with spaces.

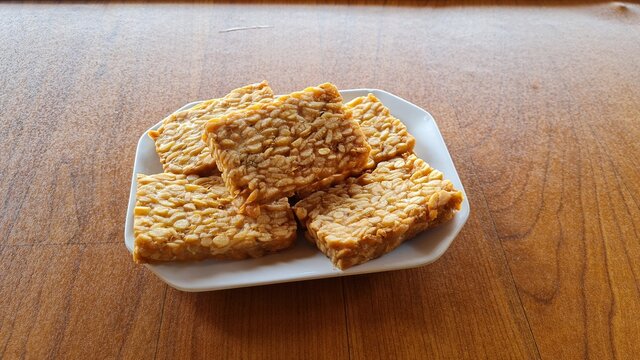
xmin=293 ymin=154 xmax=463 ymax=269
xmin=297 ymin=93 xmax=416 ymax=197
xmin=133 ymin=173 xmax=296 ymax=263
xmin=149 ymin=81 xmax=273 ymax=175
xmin=204 ymin=83 xmax=371 ymax=209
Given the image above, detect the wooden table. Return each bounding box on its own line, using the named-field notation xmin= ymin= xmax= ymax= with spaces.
xmin=1 ymin=2 xmax=639 ymax=359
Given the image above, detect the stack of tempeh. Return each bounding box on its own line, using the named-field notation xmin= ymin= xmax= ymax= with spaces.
xmin=133 ymin=82 xmax=463 ymax=269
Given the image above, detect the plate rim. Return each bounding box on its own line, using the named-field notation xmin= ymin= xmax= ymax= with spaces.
xmin=124 ymin=88 xmax=470 ymax=292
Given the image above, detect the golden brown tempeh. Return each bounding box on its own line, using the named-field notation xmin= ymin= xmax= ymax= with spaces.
xmin=133 ymin=173 xmax=296 ymax=263
xmin=297 ymin=93 xmax=416 ymax=197
xmin=294 ymin=154 xmax=462 ymax=269
xmin=149 ymin=81 xmax=273 ymax=175
xmin=204 ymin=83 xmax=371 ymax=209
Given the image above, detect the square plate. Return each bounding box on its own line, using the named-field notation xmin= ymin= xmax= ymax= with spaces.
xmin=124 ymin=89 xmax=470 ymax=292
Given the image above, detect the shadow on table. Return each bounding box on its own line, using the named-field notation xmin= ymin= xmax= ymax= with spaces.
xmin=165 ymin=277 xmax=353 ymax=346
xmin=165 ymin=266 xmax=479 ymax=350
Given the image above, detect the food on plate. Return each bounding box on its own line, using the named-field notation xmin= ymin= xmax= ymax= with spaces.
xmin=203 ymin=83 xmax=371 ymax=209
xmin=131 ymin=81 xmax=463 ymax=270
xmin=293 ymin=154 xmax=463 ymax=269
xmin=297 ymin=93 xmax=416 ymax=197
xmin=149 ymin=81 xmax=273 ymax=175
xmin=349 ymin=93 xmax=416 ymax=164
xmin=133 ymin=173 xmax=296 ymax=263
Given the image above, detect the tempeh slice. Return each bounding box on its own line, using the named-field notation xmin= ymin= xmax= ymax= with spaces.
xmin=297 ymin=93 xmax=416 ymax=197
xmin=133 ymin=173 xmax=296 ymax=263
xmin=204 ymin=83 xmax=371 ymax=209
xmin=149 ymin=81 xmax=273 ymax=175
xmin=293 ymin=154 xmax=462 ymax=269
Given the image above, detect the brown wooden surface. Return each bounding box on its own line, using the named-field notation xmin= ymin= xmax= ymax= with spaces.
xmin=1 ymin=2 xmax=639 ymax=359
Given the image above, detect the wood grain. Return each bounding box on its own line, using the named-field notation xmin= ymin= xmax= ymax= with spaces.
xmin=156 ymin=279 xmax=349 ymax=360
xmin=425 ymin=9 xmax=640 ymax=357
xmin=0 ymin=244 xmax=164 ymax=359
xmin=342 ymin=126 xmax=547 ymax=358
xmin=1 ymin=2 xmax=639 ymax=359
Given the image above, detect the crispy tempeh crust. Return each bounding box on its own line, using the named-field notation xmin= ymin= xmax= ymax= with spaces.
xmin=133 ymin=173 xmax=296 ymax=263
xmin=204 ymin=83 xmax=371 ymax=209
xmin=297 ymin=93 xmax=416 ymax=197
xmin=293 ymin=154 xmax=463 ymax=269
xmin=149 ymin=81 xmax=273 ymax=175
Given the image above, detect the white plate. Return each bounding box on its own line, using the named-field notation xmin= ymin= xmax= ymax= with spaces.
xmin=124 ymin=89 xmax=470 ymax=292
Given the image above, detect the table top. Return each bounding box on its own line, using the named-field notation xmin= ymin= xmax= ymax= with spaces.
xmin=1 ymin=2 xmax=639 ymax=359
